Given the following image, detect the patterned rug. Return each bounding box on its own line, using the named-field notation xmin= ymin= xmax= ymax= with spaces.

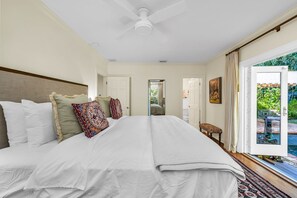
xmin=233 ymin=157 xmax=291 ymax=198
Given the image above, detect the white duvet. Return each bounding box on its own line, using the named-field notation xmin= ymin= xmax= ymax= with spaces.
xmin=24 ymin=116 xmax=245 ymax=198
xmin=0 ymin=140 xmax=57 ymax=198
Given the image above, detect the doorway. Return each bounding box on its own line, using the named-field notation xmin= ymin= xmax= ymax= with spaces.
xmin=97 ymin=74 xmax=105 ymax=97
xmin=240 ymin=45 xmax=297 ymax=183
xmin=106 ymin=77 xmax=130 ymax=116
xmin=183 ymin=78 xmax=202 ymax=128
xmin=148 ymin=80 xmax=166 ymax=116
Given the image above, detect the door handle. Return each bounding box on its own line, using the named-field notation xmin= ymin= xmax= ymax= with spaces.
xmin=283 ymin=107 xmax=287 ymax=116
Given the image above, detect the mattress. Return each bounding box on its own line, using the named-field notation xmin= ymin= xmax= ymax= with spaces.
xmin=0 ymin=140 xmax=58 ymax=197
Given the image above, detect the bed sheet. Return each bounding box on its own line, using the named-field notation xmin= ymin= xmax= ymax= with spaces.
xmin=0 ymin=140 xmax=57 ymax=197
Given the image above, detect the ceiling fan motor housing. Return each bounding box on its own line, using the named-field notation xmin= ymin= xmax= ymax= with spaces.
xmin=135 ymin=8 xmax=153 ymax=35
xmin=135 ymin=19 xmax=153 ymax=35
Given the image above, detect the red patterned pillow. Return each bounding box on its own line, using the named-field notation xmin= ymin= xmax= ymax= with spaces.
xmin=72 ymin=101 xmax=109 ymax=138
xmin=109 ymin=98 xmax=122 ymax=119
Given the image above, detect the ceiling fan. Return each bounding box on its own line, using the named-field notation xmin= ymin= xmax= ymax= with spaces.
xmin=105 ymin=0 xmax=187 ymax=39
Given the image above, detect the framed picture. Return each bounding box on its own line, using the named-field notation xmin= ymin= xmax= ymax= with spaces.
xmin=209 ymin=77 xmax=222 ymax=104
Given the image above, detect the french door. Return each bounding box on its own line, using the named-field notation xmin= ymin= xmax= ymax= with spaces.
xmin=250 ymin=66 xmax=288 ymax=156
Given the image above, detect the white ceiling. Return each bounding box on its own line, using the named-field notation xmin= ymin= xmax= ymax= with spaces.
xmin=42 ymin=0 xmax=297 ymax=64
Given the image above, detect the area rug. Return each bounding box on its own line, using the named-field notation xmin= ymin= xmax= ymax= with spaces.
xmin=233 ymin=157 xmax=291 ymax=198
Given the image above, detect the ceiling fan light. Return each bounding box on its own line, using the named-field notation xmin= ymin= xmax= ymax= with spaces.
xmin=135 ymin=20 xmax=153 ymax=35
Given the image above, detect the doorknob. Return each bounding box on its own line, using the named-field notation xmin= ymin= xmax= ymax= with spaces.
xmin=126 ymin=107 xmax=129 ymax=109
xmin=283 ymin=107 xmax=287 ymax=116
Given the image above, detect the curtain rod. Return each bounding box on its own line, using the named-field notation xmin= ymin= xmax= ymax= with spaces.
xmin=226 ymin=14 xmax=297 ymax=56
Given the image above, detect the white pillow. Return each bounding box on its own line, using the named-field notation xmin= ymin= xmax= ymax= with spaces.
xmin=22 ymin=100 xmax=56 ymax=147
xmin=0 ymin=101 xmax=27 ymax=146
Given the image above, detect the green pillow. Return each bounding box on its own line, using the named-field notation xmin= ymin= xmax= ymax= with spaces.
xmin=50 ymin=92 xmax=88 ymax=142
xmin=95 ymin=96 xmax=111 ymax=117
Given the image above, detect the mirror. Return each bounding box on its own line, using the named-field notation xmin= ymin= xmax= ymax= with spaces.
xmin=148 ymin=80 xmax=166 ymax=115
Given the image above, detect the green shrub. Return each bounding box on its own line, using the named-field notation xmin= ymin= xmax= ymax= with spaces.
xmin=257 ymin=87 xmax=281 ymax=112
xmin=150 ymin=96 xmax=158 ymax=104
xmin=288 ymin=99 xmax=297 ymax=119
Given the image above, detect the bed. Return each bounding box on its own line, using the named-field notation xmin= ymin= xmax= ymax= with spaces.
xmin=0 ymin=141 xmax=57 ymax=197
xmin=0 ymin=66 xmax=88 ymax=197
xmin=0 ymin=66 xmax=245 ymax=198
xmin=150 ymin=104 xmax=165 ymax=115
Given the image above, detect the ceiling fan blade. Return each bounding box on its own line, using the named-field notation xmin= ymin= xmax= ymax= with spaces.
xmin=154 ymin=28 xmax=168 ymax=43
xmin=148 ymin=0 xmax=186 ymax=24
xmin=113 ymin=0 xmax=139 ymax=21
xmin=116 ymin=22 xmax=135 ymax=39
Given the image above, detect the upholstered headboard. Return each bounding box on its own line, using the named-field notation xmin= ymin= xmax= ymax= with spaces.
xmin=0 ymin=66 xmax=88 ymax=149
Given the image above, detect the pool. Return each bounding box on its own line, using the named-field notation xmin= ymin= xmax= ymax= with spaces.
xmin=257 ymin=134 xmax=297 ymax=156
xmin=289 ymin=145 xmax=297 ymax=156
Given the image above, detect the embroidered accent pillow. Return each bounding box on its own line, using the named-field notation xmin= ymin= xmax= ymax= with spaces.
xmin=109 ymin=98 xmax=122 ymax=119
xmin=95 ymin=96 xmax=111 ymax=117
xmin=72 ymin=101 xmax=109 ymax=138
xmin=49 ymin=92 xmax=88 ymax=142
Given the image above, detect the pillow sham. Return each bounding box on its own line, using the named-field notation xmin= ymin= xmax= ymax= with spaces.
xmin=22 ymin=100 xmax=56 ymax=147
xmin=72 ymin=101 xmax=109 ymax=138
xmin=95 ymin=96 xmax=111 ymax=117
xmin=49 ymin=92 xmax=88 ymax=142
xmin=0 ymin=101 xmax=27 ymax=146
xmin=109 ymin=98 xmax=123 ymax=119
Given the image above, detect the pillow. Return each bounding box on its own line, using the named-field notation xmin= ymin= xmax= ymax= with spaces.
xmin=49 ymin=92 xmax=88 ymax=142
xmin=0 ymin=101 xmax=27 ymax=146
xmin=109 ymin=98 xmax=123 ymax=119
xmin=95 ymin=96 xmax=111 ymax=117
xmin=22 ymin=100 xmax=56 ymax=147
xmin=72 ymin=101 xmax=109 ymax=138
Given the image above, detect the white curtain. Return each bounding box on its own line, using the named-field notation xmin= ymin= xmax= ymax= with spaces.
xmin=224 ymin=51 xmax=239 ymax=153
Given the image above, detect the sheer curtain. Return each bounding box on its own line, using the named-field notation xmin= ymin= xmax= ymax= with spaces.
xmin=224 ymin=51 xmax=239 ymax=153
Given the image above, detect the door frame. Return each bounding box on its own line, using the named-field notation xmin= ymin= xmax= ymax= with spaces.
xmin=238 ymin=39 xmax=297 ymax=153
xmin=148 ymin=79 xmax=166 ymax=116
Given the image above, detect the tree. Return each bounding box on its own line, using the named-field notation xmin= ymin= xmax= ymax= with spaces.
xmin=255 ymin=52 xmax=297 ymax=71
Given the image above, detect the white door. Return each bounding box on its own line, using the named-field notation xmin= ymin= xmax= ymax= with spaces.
xmin=188 ymin=79 xmax=200 ymax=128
xmin=250 ymin=66 xmax=288 ymax=156
xmin=107 ymin=77 xmax=130 ymax=116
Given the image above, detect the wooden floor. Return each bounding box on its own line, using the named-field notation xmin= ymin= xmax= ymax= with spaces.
xmin=231 ymin=153 xmax=297 ymax=198
xmin=203 ymin=133 xmax=297 ymax=197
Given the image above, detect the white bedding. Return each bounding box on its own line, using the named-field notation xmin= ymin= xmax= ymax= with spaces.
xmin=0 ymin=140 xmax=57 ymax=197
xmin=151 ymin=116 xmax=245 ymax=179
xmin=24 ymin=116 xmax=244 ymax=198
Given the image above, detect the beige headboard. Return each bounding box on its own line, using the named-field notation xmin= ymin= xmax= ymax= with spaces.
xmin=0 ymin=66 xmax=88 ymax=149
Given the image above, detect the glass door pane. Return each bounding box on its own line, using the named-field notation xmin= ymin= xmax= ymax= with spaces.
xmin=257 ymin=72 xmax=281 ymax=145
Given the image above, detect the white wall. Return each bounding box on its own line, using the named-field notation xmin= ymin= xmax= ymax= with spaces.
xmin=108 ymin=62 xmax=206 ymax=119
xmin=205 ymin=55 xmax=225 ymax=141
xmin=205 ymin=7 xmax=297 ymax=143
xmin=0 ymin=0 xmax=108 ymax=98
